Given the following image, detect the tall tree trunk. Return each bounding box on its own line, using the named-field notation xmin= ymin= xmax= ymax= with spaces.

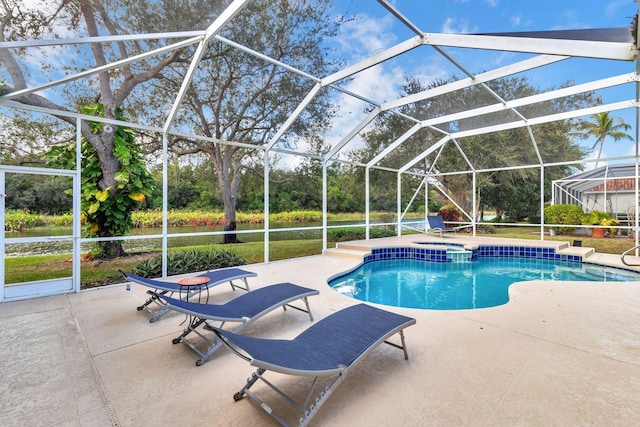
xmin=594 ymin=137 xmax=605 ymax=169
xmin=218 ymin=154 xmax=242 ymax=244
xmin=222 ymin=194 xmax=239 ymax=243
xmin=97 ymin=241 xmax=128 ymax=258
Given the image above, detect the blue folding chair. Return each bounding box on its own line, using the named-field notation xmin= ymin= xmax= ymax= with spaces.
xmin=212 ymin=303 xmax=416 ymax=426
xmin=159 ymin=283 xmax=318 ymax=366
xmin=118 ymin=268 xmax=256 ymax=322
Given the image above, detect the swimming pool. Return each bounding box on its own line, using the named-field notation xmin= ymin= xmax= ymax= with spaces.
xmin=328 ymin=246 xmax=640 ymax=310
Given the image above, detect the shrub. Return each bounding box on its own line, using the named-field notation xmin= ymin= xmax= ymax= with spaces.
xmin=582 ymin=210 xmax=611 ymax=225
xmin=476 ymin=221 xmax=496 ymax=234
xmin=327 ymin=227 xmax=396 ymax=242
xmin=47 ymin=213 xmax=73 ymax=226
xmin=544 ymin=204 xmax=584 ymax=233
xmin=271 ymin=210 xmax=323 ymax=222
xmin=4 ymin=211 xmax=44 ymax=232
xmin=438 ymin=204 xmax=461 ymax=222
xmin=132 ymin=249 xmax=246 ymax=278
xmin=583 ymin=211 xmax=619 ymax=236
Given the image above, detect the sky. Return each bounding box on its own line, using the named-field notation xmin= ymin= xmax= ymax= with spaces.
xmin=318 ymin=0 xmax=640 ymax=169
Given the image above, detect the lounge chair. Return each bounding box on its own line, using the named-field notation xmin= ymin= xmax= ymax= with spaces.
xmin=159 ymin=282 xmax=319 ymax=366
xmin=118 ymin=268 xmax=256 ymax=322
xmin=426 ymin=215 xmax=464 ymax=237
xmin=212 ymin=303 xmax=416 ymax=426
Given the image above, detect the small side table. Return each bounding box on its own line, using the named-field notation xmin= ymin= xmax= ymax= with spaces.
xmin=177 ymin=276 xmax=211 ymax=303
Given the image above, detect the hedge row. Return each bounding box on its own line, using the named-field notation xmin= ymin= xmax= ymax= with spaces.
xmin=6 ymin=210 xmax=402 ymax=232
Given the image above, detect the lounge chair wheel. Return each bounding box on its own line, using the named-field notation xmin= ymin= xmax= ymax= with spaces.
xmin=172 ymin=338 xmax=181 ymax=344
xmin=136 ymin=306 xmax=144 ymax=311
xmin=233 ymin=392 xmax=244 ymax=401
xmin=196 ymin=359 xmax=204 ymax=367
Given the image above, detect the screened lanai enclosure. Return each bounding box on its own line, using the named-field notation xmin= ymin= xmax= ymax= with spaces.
xmin=2 ymin=0 xmax=640 ymax=300
xmin=553 ymin=164 xmax=640 ymax=219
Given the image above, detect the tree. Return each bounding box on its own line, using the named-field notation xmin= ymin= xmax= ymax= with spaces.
xmin=574 ymin=112 xmax=633 ymax=168
xmin=46 ymin=104 xmax=155 ymax=258
xmin=355 ymin=75 xmax=593 ymax=217
xmin=0 ymin=0 xmax=191 ymax=257
xmin=4 ymin=174 xmax=72 ymax=214
xmin=160 ymin=0 xmax=341 ymax=242
xmin=351 ymin=84 xmax=432 ymax=214
xmin=0 ymin=112 xmax=71 ymax=166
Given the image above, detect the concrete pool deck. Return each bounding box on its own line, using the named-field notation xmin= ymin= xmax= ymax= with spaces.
xmin=1 ymin=235 xmax=640 ymax=426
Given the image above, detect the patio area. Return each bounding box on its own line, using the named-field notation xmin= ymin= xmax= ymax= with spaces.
xmin=1 ymin=235 xmax=640 ymax=426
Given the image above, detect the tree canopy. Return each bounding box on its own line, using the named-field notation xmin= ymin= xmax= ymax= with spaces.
xmin=157 ymin=0 xmax=342 ymax=241
xmin=353 ymin=75 xmax=595 ymax=219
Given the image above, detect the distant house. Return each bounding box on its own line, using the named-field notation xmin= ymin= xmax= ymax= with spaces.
xmin=552 ymin=164 xmax=639 ymax=219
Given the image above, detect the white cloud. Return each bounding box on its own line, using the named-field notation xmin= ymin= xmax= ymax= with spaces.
xmin=270 ymin=19 xmax=393 ymax=167
xmin=322 ymin=12 xmax=410 ymax=152
xmin=491 ymin=51 xmax=516 ymax=66
xmin=335 ymin=13 xmax=397 ymax=59
xmin=625 ymin=144 xmax=639 ymax=158
xmin=442 ymin=17 xmax=477 ymax=34
xmin=605 ymin=0 xmax=629 ymax=18
xmin=582 ymin=150 xmax=602 ymax=171
xmin=324 ymin=65 xmax=403 ymax=148
xmin=483 ymin=0 xmax=499 ymax=7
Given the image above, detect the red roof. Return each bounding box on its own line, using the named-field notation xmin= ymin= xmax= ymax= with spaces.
xmin=586 ymin=178 xmax=640 ymax=192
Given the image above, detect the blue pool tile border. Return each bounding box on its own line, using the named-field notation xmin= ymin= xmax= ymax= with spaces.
xmin=363 ymin=245 xmax=584 ymax=264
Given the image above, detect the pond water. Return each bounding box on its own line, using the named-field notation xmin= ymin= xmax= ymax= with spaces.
xmin=4 ymin=221 xmax=368 ymax=257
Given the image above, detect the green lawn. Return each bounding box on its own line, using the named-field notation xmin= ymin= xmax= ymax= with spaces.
xmin=485 ymin=226 xmax=636 ymax=255
xmin=5 ymin=239 xmax=331 ymax=289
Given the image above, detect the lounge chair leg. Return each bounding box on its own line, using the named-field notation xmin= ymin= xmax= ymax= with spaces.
xmin=399 ymin=330 xmax=409 ymax=360
xmin=383 ymin=330 xmax=410 ymax=360
xmin=230 ymin=277 xmax=251 ymax=292
xmin=279 ymin=297 xmax=315 ymax=321
xmin=149 ymin=306 xmax=170 ymax=323
xmin=137 ymin=290 xmax=168 ymax=311
xmin=172 ymin=318 xmax=206 ymax=344
xmin=136 ymin=290 xmax=173 ymax=322
xmin=234 ymin=368 xmax=265 ymax=401
xmin=300 ymin=375 xmax=343 ymax=427
xmin=303 ymin=297 xmax=314 ymax=321
xmin=196 ymin=340 xmax=225 ymax=366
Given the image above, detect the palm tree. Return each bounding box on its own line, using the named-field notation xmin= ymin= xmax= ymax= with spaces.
xmin=576 ymin=112 xmax=633 ymax=168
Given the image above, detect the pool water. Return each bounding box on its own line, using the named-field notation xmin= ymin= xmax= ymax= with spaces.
xmin=328 ymin=258 xmax=640 ymax=310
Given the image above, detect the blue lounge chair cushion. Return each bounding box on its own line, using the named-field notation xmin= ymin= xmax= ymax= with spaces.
xmin=426 ymin=215 xmax=471 ymax=236
xmin=427 ymin=215 xmax=454 ymax=232
xmin=160 ymin=283 xmax=318 ymax=322
xmin=119 ymin=268 xmax=256 ymax=293
xmin=158 ymin=283 xmax=318 ymax=366
xmin=214 ymin=303 xmax=416 ymax=376
xmin=118 ymin=267 xmax=256 ymax=322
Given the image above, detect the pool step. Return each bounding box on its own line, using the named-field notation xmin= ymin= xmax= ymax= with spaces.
xmin=446 ymin=249 xmax=472 ymax=263
xmin=323 ymin=248 xmax=368 ymax=260
xmin=558 ymin=246 xmax=595 ymax=258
